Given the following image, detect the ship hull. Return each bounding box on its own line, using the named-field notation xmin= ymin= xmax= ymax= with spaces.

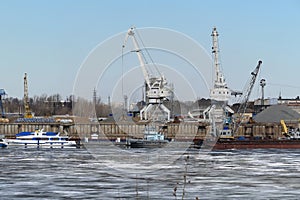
xmin=128 ymin=139 xmax=168 ymax=148
xmin=4 ymin=139 xmax=77 ymax=148
xmin=194 ymin=139 xmax=300 ymax=150
xmin=0 ymin=142 xmax=7 ymax=148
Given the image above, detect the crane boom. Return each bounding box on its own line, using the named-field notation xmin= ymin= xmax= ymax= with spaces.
xmin=123 ymin=27 xmax=151 ymax=89
xmin=234 ymin=60 xmax=262 ymax=131
xmin=280 ymin=120 xmax=289 ymax=135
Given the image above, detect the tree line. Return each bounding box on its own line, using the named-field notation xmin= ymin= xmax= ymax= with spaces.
xmin=3 ymin=93 xmax=111 ymax=118
xmin=3 ymin=92 xmax=220 ymax=119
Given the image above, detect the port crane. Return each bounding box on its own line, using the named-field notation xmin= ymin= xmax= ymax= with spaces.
xmin=210 ymin=27 xmax=232 ymax=102
xmin=0 ymin=89 xmax=7 ymax=118
xmin=233 ymin=60 xmax=262 ymax=133
xmin=23 ymin=73 xmax=33 ymax=118
xmin=123 ymin=27 xmax=171 ymax=121
xmin=197 ymin=27 xmax=235 ymax=124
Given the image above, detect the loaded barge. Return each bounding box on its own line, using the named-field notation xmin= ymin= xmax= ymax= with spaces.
xmin=215 ymin=139 xmax=300 ymax=149
xmin=194 ymin=119 xmax=300 ymax=150
xmin=194 ymin=138 xmax=300 ymax=150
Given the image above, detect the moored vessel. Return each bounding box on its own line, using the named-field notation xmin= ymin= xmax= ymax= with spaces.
xmin=194 ymin=137 xmax=300 ymax=150
xmin=4 ymin=129 xmax=78 ymax=148
xmin=0 ymin=139 xmax=8 ymax=148
xmin=127 ymin=125 xmax=169 ymax=148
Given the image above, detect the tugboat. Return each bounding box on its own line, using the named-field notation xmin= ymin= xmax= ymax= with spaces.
xmin=127 ymin=125 xmax=169 ymax=148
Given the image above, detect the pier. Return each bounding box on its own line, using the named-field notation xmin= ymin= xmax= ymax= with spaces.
xmin=0 ymin=121 xmax=290 ymax=141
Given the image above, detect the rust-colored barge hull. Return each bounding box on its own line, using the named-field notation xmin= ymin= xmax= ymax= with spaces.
xmin=214 ymin=140 xmax=300 ymax=150
xmin=195 ymin=140 xmax=300 ymax=150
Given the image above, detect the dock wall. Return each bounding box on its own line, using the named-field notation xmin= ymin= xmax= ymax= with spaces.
xmin=0 ymin=122 xmax=288 ymax=140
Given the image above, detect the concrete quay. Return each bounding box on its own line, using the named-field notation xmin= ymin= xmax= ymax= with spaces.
xmin=0 ymin=121 xmax=286 ymax=141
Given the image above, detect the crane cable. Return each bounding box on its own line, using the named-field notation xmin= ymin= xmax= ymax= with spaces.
xmin=121 ymin=46 xmax=125 ymax=111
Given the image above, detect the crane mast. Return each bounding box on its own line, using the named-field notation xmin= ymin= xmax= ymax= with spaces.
xmin=23 ymin=73 xmax=33 ymax=118
xmin=212 ymin=27 xmax=226 ymax=88
xmin=210 ymin=27 xmax=231 ymax=102
xmin=201 ymin=27 xmax=234 ymax=124
xmin=123 ymin=27 xmax=171 ymax=121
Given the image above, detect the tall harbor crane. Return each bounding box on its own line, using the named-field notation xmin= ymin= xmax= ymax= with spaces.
xmin=123 ymin=27 xmax=171 ymax=121
xmin=199 ymin=27 xmax=235 ymax=124
xmin=14 ymin=73 xmax=56 ymax=123
xmin=210 ymin=27 xmax=232 ymax=102
xmin=0 ymin=89 xmax=7 ymax=118
xmin=23 ymin=73 xmax=33 ymax=118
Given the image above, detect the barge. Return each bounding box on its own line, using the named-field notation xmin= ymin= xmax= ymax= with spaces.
xmin=193 ymin=138 xmax=300 ymax=150
xmin=214 ymin=139 xmax=300 ymax=150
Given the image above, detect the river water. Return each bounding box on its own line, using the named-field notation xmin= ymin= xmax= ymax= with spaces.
xmin=1 ymin=143 xmax=300 ymax=199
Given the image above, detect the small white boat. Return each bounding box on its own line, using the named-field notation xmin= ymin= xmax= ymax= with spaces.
xmin=0 ymin=139 xmax=8 ymax=148
xmin=4 ymin=129 xmax=77 ymax=148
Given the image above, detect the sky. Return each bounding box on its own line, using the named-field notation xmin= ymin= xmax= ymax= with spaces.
xmin=0 ymin=0 xmax=299 ymax=102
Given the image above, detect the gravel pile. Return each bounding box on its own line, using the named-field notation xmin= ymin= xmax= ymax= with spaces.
xmin=254 ymin=104 xmax=300 ymax=123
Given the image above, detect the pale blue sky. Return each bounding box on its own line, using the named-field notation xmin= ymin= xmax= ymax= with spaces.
xmin=0 ymin=0 xmax=299 ymax=101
